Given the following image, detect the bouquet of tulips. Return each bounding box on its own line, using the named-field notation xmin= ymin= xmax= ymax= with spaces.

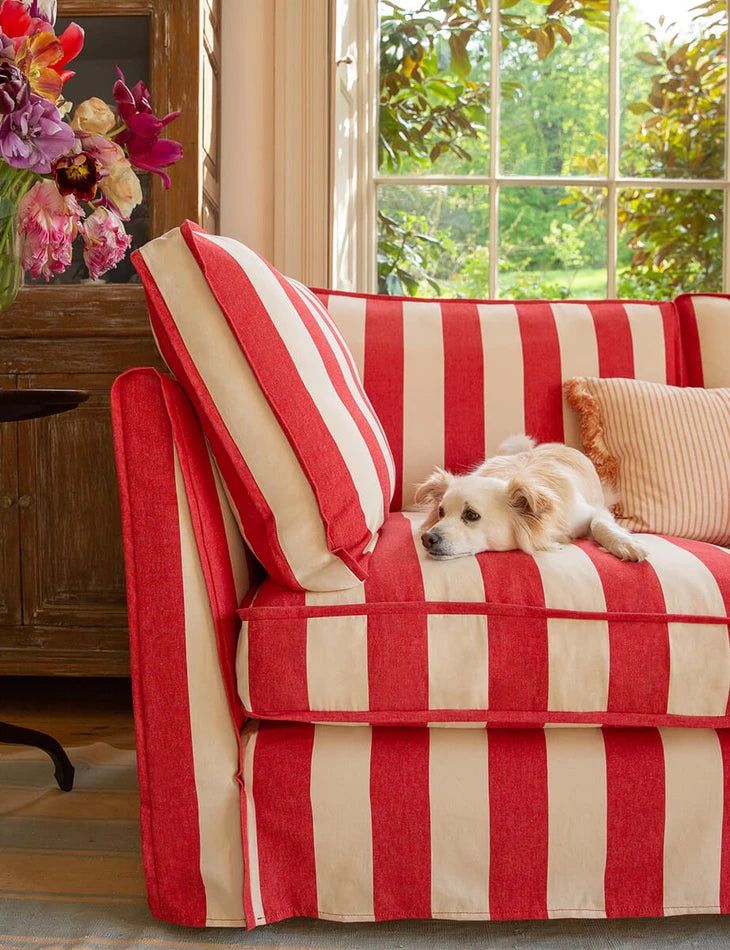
xmin=0 ymin=0 xmax=182 ymax=303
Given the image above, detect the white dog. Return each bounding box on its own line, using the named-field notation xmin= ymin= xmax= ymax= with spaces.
xmin=415 ymin=435 xmax=647 ymax=562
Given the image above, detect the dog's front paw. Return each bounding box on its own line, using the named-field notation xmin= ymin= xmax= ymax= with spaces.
xmin=611 ymin=538 xmax=648 ymax=562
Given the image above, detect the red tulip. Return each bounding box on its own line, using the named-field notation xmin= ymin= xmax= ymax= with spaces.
xmin=51 ymin=21 xmax=84 ymax=82
xmin=112 ymin=67 xmax=182 ymax=188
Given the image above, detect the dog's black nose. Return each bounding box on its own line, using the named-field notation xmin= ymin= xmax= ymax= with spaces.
xmin=422 ymin=530 xmax=441 ymax=551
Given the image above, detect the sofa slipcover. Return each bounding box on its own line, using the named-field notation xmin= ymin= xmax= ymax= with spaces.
xmin=238 ymin=511 xmax=730 ymax=728
xmin=316 ymin=291 xmax=683 ymax=508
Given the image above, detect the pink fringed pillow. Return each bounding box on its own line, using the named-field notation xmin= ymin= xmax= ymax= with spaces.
xmin=565 ymin=376 xmax=730 ymax=545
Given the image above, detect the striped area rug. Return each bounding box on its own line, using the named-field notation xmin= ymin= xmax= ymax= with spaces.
xmin=2 ymin=741 xmax=730 ymax=949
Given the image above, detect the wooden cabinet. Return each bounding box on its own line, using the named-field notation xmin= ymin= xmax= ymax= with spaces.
xmin=0 ymin=0 xmax=220 ymax=675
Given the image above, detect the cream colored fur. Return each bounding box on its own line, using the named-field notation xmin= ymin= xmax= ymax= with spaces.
xmin=415 ymin=436 xmax=647 ymax=561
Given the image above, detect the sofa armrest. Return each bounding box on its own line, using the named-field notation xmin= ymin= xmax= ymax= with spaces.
xmin=112 ymin=367 xmax=254 ymax=927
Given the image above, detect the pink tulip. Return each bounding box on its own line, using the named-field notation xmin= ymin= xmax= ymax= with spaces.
xmin=81 ymin=205 xmax=130 ymax=280
xmin=17 ymin=178 xmax=83 ymax=280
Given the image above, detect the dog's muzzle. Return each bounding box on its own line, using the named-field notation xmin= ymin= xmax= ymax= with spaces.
xmin=421 ymin=530 xmax=443 ymax=554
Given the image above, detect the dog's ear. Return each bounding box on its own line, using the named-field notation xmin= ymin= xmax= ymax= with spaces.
xmin=414 ymin=468 xmax=452 ymax=508
xmin=507 ymin=476 xmax=559 ymax=525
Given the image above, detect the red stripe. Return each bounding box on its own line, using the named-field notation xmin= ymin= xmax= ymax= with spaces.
xmin=132 ymin=250 xmax=301 ymax=590
xmin=181 ymin=228 xmax=373 ymax=578
xmin=577 ymin=541 xmax=669 ymax=715
xmin=365 ymin=297 xmax=404 ymax=509
xmin=675 ymin=294 xmax=705 ymax=386
xmin=252 ymin=722 xmax=318 ymax=922
xmin=478 ymin=551 xmax=548 ymax=712
xmin=365 ymin=515 xmax=428 ymax=711
xmin=441 ymin=301 xmax=485 ymax=472
xmin=111 ymin=368 xmax=207 ymax=927
xmin=160 ymin=376 xmax=246 ymax=731
xmin=370 ymin=727 xmax=431 ymax=920
xmin=488 ymin=729 xmax=548 ymax=919
xmin=590 ymin=302 xmax=635 ymax=377
xmin=516 ymin=303 xmax=564 ymax=442
xmin=660 ymin=300 xmax=684 ymax=385
xmin=246 ymin=586 xmax=309 ymax=715
xmin=718 ymin=729 xmax=730 ymax=912
xmin=603 ymin=728 xmax=665 ymax=917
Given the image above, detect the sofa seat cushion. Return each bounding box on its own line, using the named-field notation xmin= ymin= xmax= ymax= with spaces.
xmin=237 ymin=513 xmax=730 ymax=727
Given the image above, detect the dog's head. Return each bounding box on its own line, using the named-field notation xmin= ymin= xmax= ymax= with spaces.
xmin=414 ymin=468 xmax=560 ymax=559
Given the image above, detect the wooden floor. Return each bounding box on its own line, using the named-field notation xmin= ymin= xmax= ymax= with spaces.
xmin=1 ymin=676 xmax=135 ymax=749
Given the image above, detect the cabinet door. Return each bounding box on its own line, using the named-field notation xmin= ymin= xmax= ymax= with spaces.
xmin=0 ymin=375 xmax=20 ymax=627
xmin=17 ymin=374 xmax=129 ymax=673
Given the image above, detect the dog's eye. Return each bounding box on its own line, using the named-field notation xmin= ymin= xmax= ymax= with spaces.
xmin=438 ymin=506 xmax=445 ymax=519
xmin=463 ymin=508 xmax=481 ymax=523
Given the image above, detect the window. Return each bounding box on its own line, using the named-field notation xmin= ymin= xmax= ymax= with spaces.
xmin=333 ymin=0 xmax=728 ymax=298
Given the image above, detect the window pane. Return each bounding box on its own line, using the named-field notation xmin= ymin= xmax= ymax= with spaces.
xmin=377 ymin=184 xmax=488 ymax=296
xmin=499 ymin=0 xmax=608 ymax=176
xmin=378 ymin=1 xmax=489 ymax=174
xmin=31 ymin=16 xmax=151 ymax=286
xmin=498 ymin=186 xmax=607 ymax=299
xmin=617 ymin=188 xmax=723 ymax=296
xmin=620 ymin=1 xmax=726 ymax=178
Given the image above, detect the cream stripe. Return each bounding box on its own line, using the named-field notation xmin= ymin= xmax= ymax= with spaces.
xmin=235 ymin=621 xmax=251 ymax=712
xmin=240 ymin=724 xmax=264 ymax=924
xmin=624 ymin=303 xmax=667 ymax=382
xmin=640 ymin=535 xmax=727 ymax=616
xmin=546 ymin=728 xmax=607 ymax=917
xmin=661 ymin=728 xmax=723 ymax=914
xmin=551 ymin=303 xmax=599 ymax=448
xmin=478 ymin=303 xmax=525 ymax=453
xmin=310 ymin=725 xmax=374 ymax=920
xmin=534 ymin=545 xmax=609 ymax=712
xmin=415 ymin=524 xmax=488 ymax=710
xmin=314 ymin=292 xmax=367 ymax=379
xmin=692 ymin=296 xmax=730 ymax=388
xmin=402 ymin=301 xmax=444 ymax=509
xmin=141 ymin=231 xmax=359 ymax=591
xmin=173 ymin=449 xmax=245 ymax=925
xmin=205 ymin=234 xmax=385 ymax=532
xmin=429 ymin=728 xmax=490 ymax=917
xmin=208 ymin=448 xmax=250 ymax=604
xmin=305 ymin=586 xmax=368 ymax=711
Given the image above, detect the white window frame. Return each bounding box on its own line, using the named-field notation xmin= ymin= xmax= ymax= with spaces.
xmin=333 ymin=0 xmax=730 ymax=296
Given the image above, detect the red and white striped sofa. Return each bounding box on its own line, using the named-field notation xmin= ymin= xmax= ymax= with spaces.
xmin=112 ymin=282 xmax=730 ymax=929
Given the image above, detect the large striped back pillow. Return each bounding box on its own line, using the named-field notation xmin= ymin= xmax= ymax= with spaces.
xmin=676 ymin=293 xmax=730 ymax=388
xmin=134 ymin=223 xmax=395 ymax=591
xmin=315 ymin=290 xmax=683 ymax=509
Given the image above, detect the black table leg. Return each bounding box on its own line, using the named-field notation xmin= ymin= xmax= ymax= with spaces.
xmin=0 ymin=721 xmax=75 ymax=791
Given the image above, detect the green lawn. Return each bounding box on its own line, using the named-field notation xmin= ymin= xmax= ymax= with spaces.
xmin=499 ymin=266 xmax=607 ymax=298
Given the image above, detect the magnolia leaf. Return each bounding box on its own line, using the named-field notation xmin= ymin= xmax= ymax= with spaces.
xmin=636 ymin=51 xmax=661 ymax=66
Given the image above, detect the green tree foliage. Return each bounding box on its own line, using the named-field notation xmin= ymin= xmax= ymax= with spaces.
xmin=377 ymin=0 xmax=726 ymax=299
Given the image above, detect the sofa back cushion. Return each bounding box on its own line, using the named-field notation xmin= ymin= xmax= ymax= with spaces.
xmin=676 ymin=293 xmax=730 ymax=388
xmin=134 ymin=223 xmax=395 ymax=591
xmin=315 ymin=290 xmax=683 ymax=509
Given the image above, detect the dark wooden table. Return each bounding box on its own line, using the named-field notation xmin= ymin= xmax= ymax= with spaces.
xmin=0 ymin=389 xmax=89 ymax=791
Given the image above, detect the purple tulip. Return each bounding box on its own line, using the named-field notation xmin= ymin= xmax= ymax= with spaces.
xmin=0 ymin=92 xmax=74 ymax=173
xmin=113 ymin=68 xmax=182 ymax=188
xmin=0 ymin=62 xmax=29 ymax=114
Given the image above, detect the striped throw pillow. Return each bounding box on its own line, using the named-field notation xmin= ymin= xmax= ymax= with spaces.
xmin=133 ymin=222 xmax=395 ymax=591
xmin=565 ymin=376 xmax=730 ymax=545
xmin=316 ymin=290 xmax=683 ymax=509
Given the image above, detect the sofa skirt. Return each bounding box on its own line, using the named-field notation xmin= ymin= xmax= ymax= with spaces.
xmin=240 ymin=722 xmax=730 ymax=928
